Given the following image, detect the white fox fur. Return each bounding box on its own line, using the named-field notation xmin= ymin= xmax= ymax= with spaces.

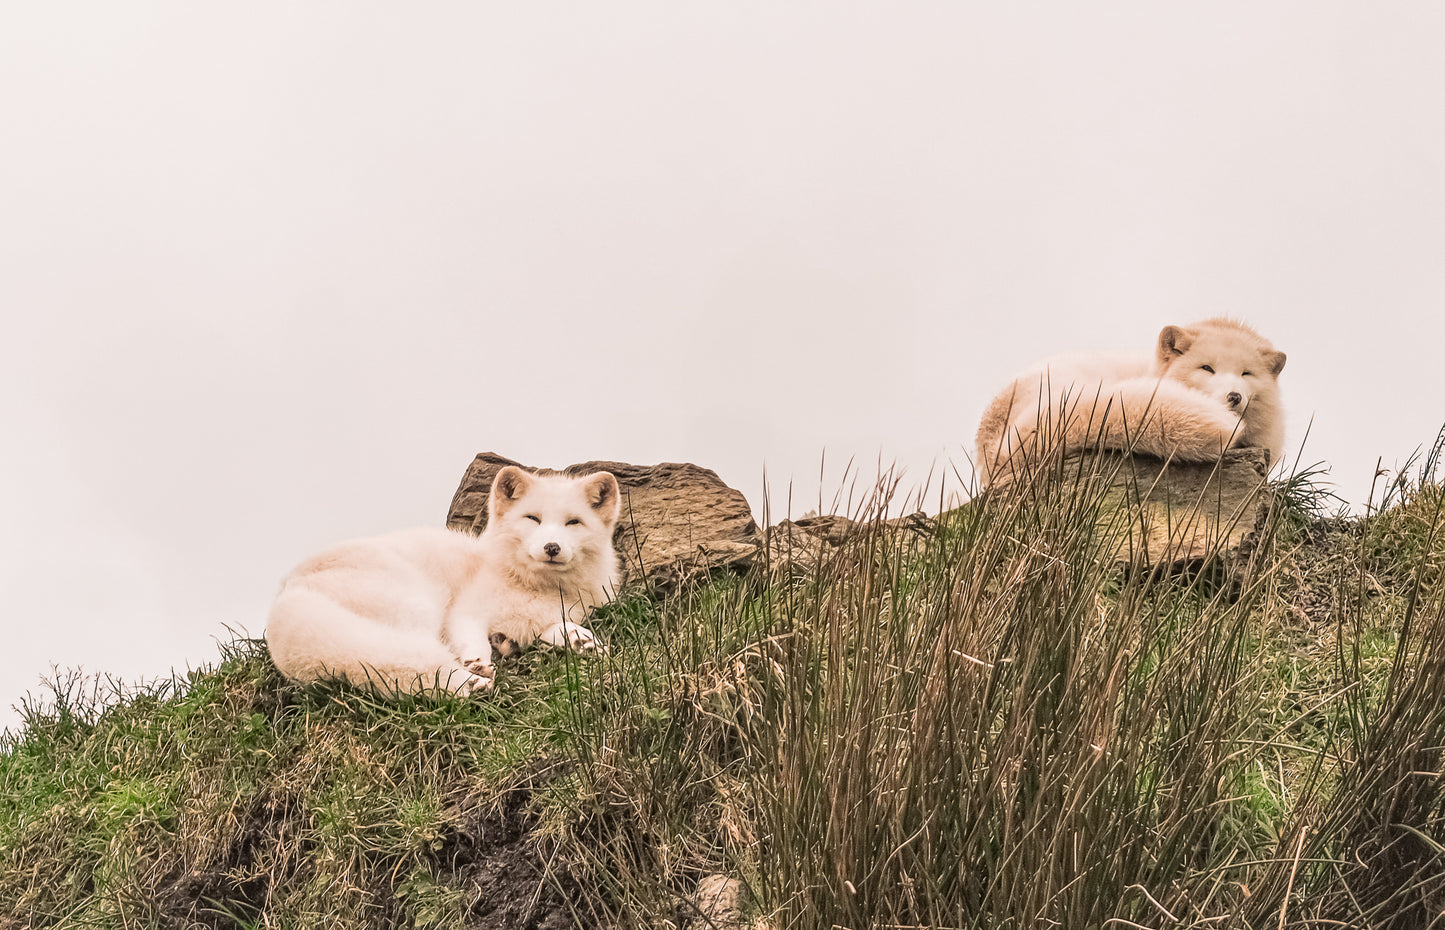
xmin=265 ymin=467 xmax=622 ymax=696
xmin=976 ymin=318 xmax=1286 ymax=487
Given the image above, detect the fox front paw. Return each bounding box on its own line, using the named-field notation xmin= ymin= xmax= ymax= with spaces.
xmin=456 ymin=659 xmax=495 ymax=696
xmin=461 ymin=656 xmax=495 ymax=677
xmin=542 ymin=623 xmax=607 ymax=655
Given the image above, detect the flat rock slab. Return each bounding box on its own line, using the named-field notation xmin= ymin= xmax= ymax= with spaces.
xmin=764 ymin=512 xmax=936 ymax=577
xmin=446 ymin=453 xmax=760 ymax=592
xmin=685 ymin=874 xmax=746 ymax=930
xmin=1064 ymin=446 xmax=1273 ymax=567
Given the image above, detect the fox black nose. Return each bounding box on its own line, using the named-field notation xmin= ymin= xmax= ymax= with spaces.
xmin=544 ymin=542 xmax=560 ymax=558
xmin=1227 ymin=392 xmax=1243 ymax=408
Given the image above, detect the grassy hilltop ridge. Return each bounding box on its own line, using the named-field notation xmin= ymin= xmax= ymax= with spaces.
xmin=3 ymin=444 xmax=1445 ymax=929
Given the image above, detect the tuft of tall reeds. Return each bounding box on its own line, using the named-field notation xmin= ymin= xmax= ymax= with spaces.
xmin=724 ymin=449 xmax=1278 ymax=929
xmin=1247 ymin=430 xmax=1445 ymax=930
xmin=548 ymin=439 xmax=1285 ymax=927
xmin=553 ymin=426 xmax=1445 ymax=928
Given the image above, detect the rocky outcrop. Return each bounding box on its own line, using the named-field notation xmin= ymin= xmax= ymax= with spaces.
xmin=1056 ymin=446 xmax=1274 ymax=568
xmin=446 ymin=453 xmax=760 ymax=593
xmin=446 ymin=448 xmax=1271 ymax=590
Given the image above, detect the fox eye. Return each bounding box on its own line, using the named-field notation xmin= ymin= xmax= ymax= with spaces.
xmin=524 ymin=515 xmax=541 ymax=524
xmin=1242 ymin=370 xmax=1253 ymax=377
xmin=1200 ymin=365 xmax=1215 ymax=374
xmin=566 ymin=518 xmax=582 ymax=526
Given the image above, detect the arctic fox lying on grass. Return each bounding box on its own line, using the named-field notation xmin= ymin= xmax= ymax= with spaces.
xmin=265 ymin=466 xmax=621 ymax=696
xmin=975 ymin=318 xmax=1286 ymax=487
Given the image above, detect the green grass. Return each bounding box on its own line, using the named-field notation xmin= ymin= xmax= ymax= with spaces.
xmin=5 ymin=435 xmax=1445 ymax=928
xmin=0 ymin=634 xmax=606 ymax=927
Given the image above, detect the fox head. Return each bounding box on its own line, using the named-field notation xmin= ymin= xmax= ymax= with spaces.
xmin=1156 ymin=320 xmax=1286 ymax=419
xmin=485 ymin=466 xmax=622 ymax=574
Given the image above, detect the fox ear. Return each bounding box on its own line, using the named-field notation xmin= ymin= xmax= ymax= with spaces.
xmin=1266 ymin=350 xmax=1287 ymax=376
xmin=489 ymin=466 xmax=532 ymax=518
xmin=1157 ymin=325 xmax=1193 ymax=364
xmin=585 ymin=472 xmax=621 ymax=524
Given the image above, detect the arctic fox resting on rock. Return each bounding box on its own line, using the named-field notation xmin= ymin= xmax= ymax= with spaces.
xmin=265 ymin=466 xmax=622 ymax=696
xmin=975 ymin=318 xmax=1286 ymax=487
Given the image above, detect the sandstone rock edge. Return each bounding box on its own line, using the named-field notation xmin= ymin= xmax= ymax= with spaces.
xmin=446 ymin=452 xmax=761 ymax=592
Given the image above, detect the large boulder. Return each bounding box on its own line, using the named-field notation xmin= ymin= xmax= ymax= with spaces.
xmin=1053 ymin=446 xmax=1274 ymax=568
xmin=446 ymin=453 xmax=760 ymax=592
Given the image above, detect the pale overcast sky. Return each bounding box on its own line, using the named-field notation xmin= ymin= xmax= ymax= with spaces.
xmin=4 ymin=3 xmax=1444 ymax=732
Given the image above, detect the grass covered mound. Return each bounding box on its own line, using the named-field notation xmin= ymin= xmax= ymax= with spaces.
xmin=3 ymin=444 xmax=1445 ymax=929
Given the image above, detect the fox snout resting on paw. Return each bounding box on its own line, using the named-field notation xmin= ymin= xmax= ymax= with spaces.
xmin=975 ymin=318 xmax=1286 ymax=487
